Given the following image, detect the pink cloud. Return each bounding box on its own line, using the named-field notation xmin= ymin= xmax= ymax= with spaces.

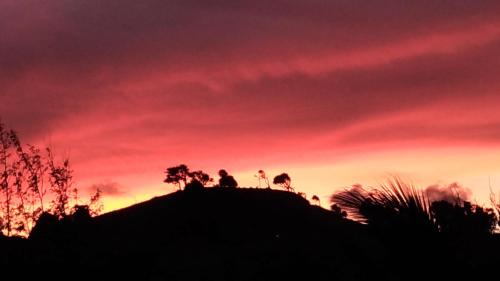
xmin=2 ymin=1 xmax=500 ymax=209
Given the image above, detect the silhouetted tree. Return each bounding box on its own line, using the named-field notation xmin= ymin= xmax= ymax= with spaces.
xmin=431 ymin=200 xmax=497 ymax=236
xmin=256 ymin=170 xmax=270 ymax=188
xmin=47 ymin=148 xmax=75 ymax=218
xmin=218 ymin=169 xmax=238 ymax=188
xmin=164 ymin=164 xmax=189 ymax=190
xmin=188 ymin=170 xmax=213 ymax=186
xmin=69 ymin=204 xmax=92 ymax=223
xmin=0 ymin=122 xmax=103 ymax=236
xmin=0 ymin=123 xmax=14 ymax=236
xmin=311 ymin=195 xmax=321 ymax=206
xmin=273 ymin=173 xmax=294 ymax=192
xmin=164 ymin=164 xmax=213 ymax=190
xmin=11 ymin=138 xmax=47 ymax=233
xmin=88 ymin=188 xmax=103 ymax=216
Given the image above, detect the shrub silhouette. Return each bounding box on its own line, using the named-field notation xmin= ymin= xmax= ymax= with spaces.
xmin=30 ymin=205 xmax=94 ymax=243
xmin=70 ymin=205 xmax=92 ymax=223
xmin=218 ymin=169 xmax=238 ymax=188
xmin=29 ymin=212 xmax=59 ymax=240
xmin=330 ymin=204 xmax=347 ymax=219
xmin=311 ymin=195 xmax=320 ymax=206
xmin=431 ymin=200 xmax=497 ymax=236
xmin=184 ymin=179 xmax=205 ymax=192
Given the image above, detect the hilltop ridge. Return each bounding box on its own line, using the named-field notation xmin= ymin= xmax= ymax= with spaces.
xmin=26 ymin=188 xmax=386 ymax=280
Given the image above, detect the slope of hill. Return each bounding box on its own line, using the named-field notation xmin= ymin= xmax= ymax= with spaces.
xmin=5 ymin=187 xmax=500 ymax=280
xmin=24 ymin=188 xmax=389 ymax=280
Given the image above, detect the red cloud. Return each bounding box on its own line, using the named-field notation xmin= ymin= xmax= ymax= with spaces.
xmin=2 ymin=1 xmax=500 ymax=207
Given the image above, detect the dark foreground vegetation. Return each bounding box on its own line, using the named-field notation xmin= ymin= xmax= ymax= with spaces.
xmin=1 ymin=187 xmax=499 ymax=281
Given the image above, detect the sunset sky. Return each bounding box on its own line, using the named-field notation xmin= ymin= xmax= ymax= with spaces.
xmin=2 ymin=1 xmax=500 ymax=211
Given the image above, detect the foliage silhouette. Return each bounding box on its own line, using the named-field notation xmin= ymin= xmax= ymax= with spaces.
xmin=330 ymin=204 xmax=347 ymax=219
xmin=1 ymin=178 xmax=500 ymax=281
xmin=297 ymin=191 xmax=307 ymax=199
xmin=184 ymin=179 xmax=205 ymax=192
xmin=188 ymin=170 xmax=213 ymax=186
xmin=332 ymin=178 xmax=498 ymax=239
xmin=311 ymin=195 xmax=320 ymax=206
xmin=331 ymin=178 xmax=435 ymax=234
xmin=218 ymin=169 xmax=238 ymax=188
xmin=431 ymin=200 xmax=497 ymax=236
xmin=256 ymin=169 xmax=270 ymax=188
xmin=164 ymin=164 xmax=189 ymax=190
xmin=164 ymin=164 xmax=213 ymax=190
xmin=47 ymin=147 xmax=76 ymax=218
xmin=273 ymin=173 xmax=294 ymax=192
xmin=330 ymin=179 xmax=500 ymax=281
xmin=28 ymin=211 xmax=59 ymax=240
xmin=0 ymin=122 xmax=103 ymax=237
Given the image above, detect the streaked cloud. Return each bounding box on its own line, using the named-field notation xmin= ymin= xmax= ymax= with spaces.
xmin=2 ymin=1 xmax=500 ymax=210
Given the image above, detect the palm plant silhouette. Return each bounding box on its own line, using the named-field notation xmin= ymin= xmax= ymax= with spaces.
xmin=332 ymin=178 xmax=435 ymax=233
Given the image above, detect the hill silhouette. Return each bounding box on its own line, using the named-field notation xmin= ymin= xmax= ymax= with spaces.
xmin=90 ymin=188 xmax=385 ymax=280
xmin=2 ymin=187 xmax=499 ymax=280
xmin=6 ymin=188 xmax=387 ymax=280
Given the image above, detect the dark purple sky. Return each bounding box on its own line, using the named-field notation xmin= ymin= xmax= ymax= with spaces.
xmin=2 ymin=1 xmax=500 ymax=210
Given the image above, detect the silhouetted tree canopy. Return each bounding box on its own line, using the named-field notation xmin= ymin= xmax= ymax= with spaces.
xmin=184 ymin=179 xmax=205 ymax=192
xmin=164 ymin=164 xmax=189 ymax=190
xmin=273 ymin=173 xmax=294 ymax=192
xmin=257 ymin=169 xmax=270 ymax=188
xmin=164 ymin=164 xmax=213 ymax=190
xmin=431 ymin=200 xmax=497 ymax=236
xmin=311 ymin=195 xmax=321 ymax=206
xmin=218 ymin=169 xmax=238 ymax=188
xmin=188 ymin=170 xmax=213 ymax=186
xmin=70 ymin=205 xmax=92 ymax=223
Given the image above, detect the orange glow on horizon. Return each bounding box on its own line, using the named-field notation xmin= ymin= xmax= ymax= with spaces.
xmin=89 ymin=145 xmax=500 ymax=213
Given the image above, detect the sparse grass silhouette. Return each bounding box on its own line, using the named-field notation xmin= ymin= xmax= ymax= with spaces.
xmin=490 ymin=189 xmax=500 ymax=226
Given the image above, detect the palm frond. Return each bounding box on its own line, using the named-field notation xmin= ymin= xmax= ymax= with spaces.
xmin=331 ymin=178 xmax=434 ymax=231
